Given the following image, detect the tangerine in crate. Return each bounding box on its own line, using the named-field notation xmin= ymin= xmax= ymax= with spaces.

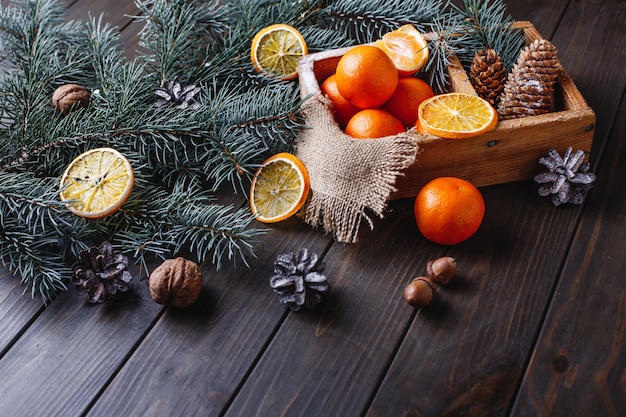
xmin=297 ymin=21 xmax=595 ymax=200
xmin=335 ymin=45 xmax=398 ymax=109
xmin=345 ymin=109 xmax=405 ymax=139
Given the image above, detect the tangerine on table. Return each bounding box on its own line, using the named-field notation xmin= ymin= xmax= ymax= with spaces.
xmin=320 ymin=74 xmax=360 ymax=129
xmin=414 ymin=177 xmax=485 ymax=245
xmin=344 ymin=109 xmax=406 ymax=139
xmin=335 ymin=45 xmax=398 ymax=109
xmin=374 ymin=24 xmax=430 ymax=76
xmin=381 ymin=77 xmax=435 ymax=128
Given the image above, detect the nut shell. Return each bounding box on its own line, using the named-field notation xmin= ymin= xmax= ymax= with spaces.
xmin=52 ymin=84 xmax=90 ymax=114
xmin=427 ymin=256 xmax=457 ymax=284
xmin=403 ymin=276 xmax=437 ymax=308
xmin=149 ymin=257 xmax=202 ymax=308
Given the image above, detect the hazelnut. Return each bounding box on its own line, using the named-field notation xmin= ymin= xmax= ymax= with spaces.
xmin=149 ymin=257 xmax=202 ymax=308
xmin=52 ymin=84 xmax=90 ymax=114
xmin=403 ymin=276 xmax=437 ymax=308
xmin=427 ymin=256 xmax=457 ymax=284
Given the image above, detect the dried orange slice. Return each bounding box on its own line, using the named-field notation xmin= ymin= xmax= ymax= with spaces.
xmin=250 ymin=152 xmax=310 ymax=223
xmin=417 ymin=93 xmax=498 ymax=139
xmin=59 ymin=147 xmax=134 ymax=219
xmin=375 ymin=24 xmax=429 ymax=76
xmin=250 ymin=24 xmax=308 ymax=81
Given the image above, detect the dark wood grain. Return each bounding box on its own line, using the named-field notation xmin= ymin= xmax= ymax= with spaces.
xmin=512 ymin=82 xmax=626 ymax=417
xmin=0 ymin=266 xmax=163 ymax=417
xmin=85 ymin=219 xmax=333 ymax=417
xmin=0 ymin=270 xmax=43 ymax=357
xmin=1 ymin=1 xmax=625 ymax=416
xmin=364 ymin=0 xmax=626 ymax=415
xmin=510 ymin=2 xmax=626 ymax=414
xmin=223 ymin=203 xmax=446 ymax=417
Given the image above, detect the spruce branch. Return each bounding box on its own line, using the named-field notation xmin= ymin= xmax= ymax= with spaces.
xmin=450 ymin=0 xmax=526 ymax=70
xmin=321 ymin=0 xmax=445 ymax=44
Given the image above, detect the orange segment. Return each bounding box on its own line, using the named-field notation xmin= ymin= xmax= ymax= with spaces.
xmin=417 ymin=92 xmax=498 ymax=139
xmin=250 ymin=24 xmax=308 ymax=81
xmin=375 ymin=24 xmax=429 ymax=76
xmin=250 ymin=152 xmax=310 ymax=223
xmin=59 ymin=148 xmax=134 ymax=219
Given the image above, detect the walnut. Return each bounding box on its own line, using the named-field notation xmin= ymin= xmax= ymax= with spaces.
xmin=52 ymin=84 xmax=90 ymax=114
xmin=149 ymin=257 xmax=203 ymax=308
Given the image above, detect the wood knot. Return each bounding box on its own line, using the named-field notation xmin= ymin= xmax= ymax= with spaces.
xmin=551 ymin=354 xmax=570 ymax=374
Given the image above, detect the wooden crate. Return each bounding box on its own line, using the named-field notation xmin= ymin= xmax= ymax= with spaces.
xmin=297 ymin=22 xmax=595 ymax=200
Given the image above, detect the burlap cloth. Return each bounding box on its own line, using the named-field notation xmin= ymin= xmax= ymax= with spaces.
xmin=295 ymin=94 xmax=420 ymax=243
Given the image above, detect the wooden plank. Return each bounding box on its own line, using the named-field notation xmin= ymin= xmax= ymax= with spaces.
xmin=0 ymin=270 xmax=43 ymax=356
xmin=85 ymin=219 xmax=333 ymax=417
xmin=0 ymin=264 xmax=163 ymax=417
xmin=511 ymin=83 xmax=626 ymax=417
xmin=365 ymin=0 xmax=626 ymax=414
xmin=365 ymin=182 xmax=583 ymax=416
xmin=222 ymin=203 xmax=445 ymax=417
xmin=510 ymin=0 xmax=626 ymax=414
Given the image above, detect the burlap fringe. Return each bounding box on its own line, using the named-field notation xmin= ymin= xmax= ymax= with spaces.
xmin=295 ymin=94 xmax=420 ymax=243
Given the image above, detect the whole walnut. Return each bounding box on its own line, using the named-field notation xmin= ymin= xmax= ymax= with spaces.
xmin=52 ymin=84 xmax=90 ymax=114
xmin=149 ymin=257 xmax=203 ymax=309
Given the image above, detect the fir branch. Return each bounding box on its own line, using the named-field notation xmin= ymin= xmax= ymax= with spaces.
xmin=450 ymin=0 xmax=526 ymax=70
xmin=321 ymin=0 xmax=445 ymax=44
xmin=0 ymin=228 xmax=70 ymax=304
xmin=113 ymin=182 xmax=265 ymax=275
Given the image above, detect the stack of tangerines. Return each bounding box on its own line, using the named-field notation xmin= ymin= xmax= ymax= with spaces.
xmin=319 ymin=24 xmax=499 ymax=141
xmin=320 ymin=25 xmax=434 ymax=139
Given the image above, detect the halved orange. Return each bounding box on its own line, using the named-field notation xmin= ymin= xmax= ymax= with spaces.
xmin=59 ymin=147 xmax=134 ymax=219
xmin=250 ymin=152 xmax=310 ymax=223
xmin=375 ymin=24 xmax=429 ymax=76
xmin=417 ymin=93 xmax=498 ymax=139
xmin=250 ymin=24 xmax=308 ymax=81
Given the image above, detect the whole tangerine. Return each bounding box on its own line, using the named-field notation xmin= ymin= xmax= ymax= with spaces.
xmin=344 ymin=109 xmax=405 ymax=139
xmin=335 ymin=45 xmax=399 ymax=109
xmin=414 ymin=177 xmax=485 ymax=245
xmin=381 ymin=77 xmax=435 ymax=128
xmin=320 ymin=74 xmax=360 ymax=129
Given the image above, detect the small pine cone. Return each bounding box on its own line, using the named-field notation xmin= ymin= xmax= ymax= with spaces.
xmin=71 ymin=241 xmax=133 ymax=303
xmin=270 ymin=248 xmax=329 ymax=311
xmin=534 ymin=147 xmax=596 ymax=206
xmin=470 ymin=49 xmax=507 ymax=106
xmin=497 ymin=39 xmax=560 ymax=119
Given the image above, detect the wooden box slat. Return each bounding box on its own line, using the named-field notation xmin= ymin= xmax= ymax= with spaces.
xmin=297 ymin=21 xmax=595 ymax=200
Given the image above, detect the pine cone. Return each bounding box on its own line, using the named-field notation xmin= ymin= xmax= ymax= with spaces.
xmin=270 ymin=248 xmax=329 ymax=311
xmin=534 ymin=147 xmax=596 ymax=206
xmin=155 ymin=75 xmax=201 ymax=109
xmin=497 ymin=39 xmax=560 ymax=119
xmin=470 ymin=49 xmax=507 ymax=106
xmin=71 ymin=241 xmax=133 ymax=303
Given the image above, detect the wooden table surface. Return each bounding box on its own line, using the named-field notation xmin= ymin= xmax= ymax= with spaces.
xmin=1 ymin=1 xmax=624 ymax=416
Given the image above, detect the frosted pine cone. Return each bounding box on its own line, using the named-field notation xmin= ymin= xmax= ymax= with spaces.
xmin=534 ymin=147 xmax=596 ymax=206
xmin=155 ymin=75 xmax=201 ymax=109
xmin=470 ymin=49 xmax=507 ymax=106
xmin=497 ymin=39 xmax=560 ymax=119
xmin=270 ymin=248 xmax=329 ymax=311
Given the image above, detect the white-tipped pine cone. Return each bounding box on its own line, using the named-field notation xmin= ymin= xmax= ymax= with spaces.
xmin=497 ymin=39 xmax=560 ymax=119
xmin=470 ymin=49 xmax=507 ymax=106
